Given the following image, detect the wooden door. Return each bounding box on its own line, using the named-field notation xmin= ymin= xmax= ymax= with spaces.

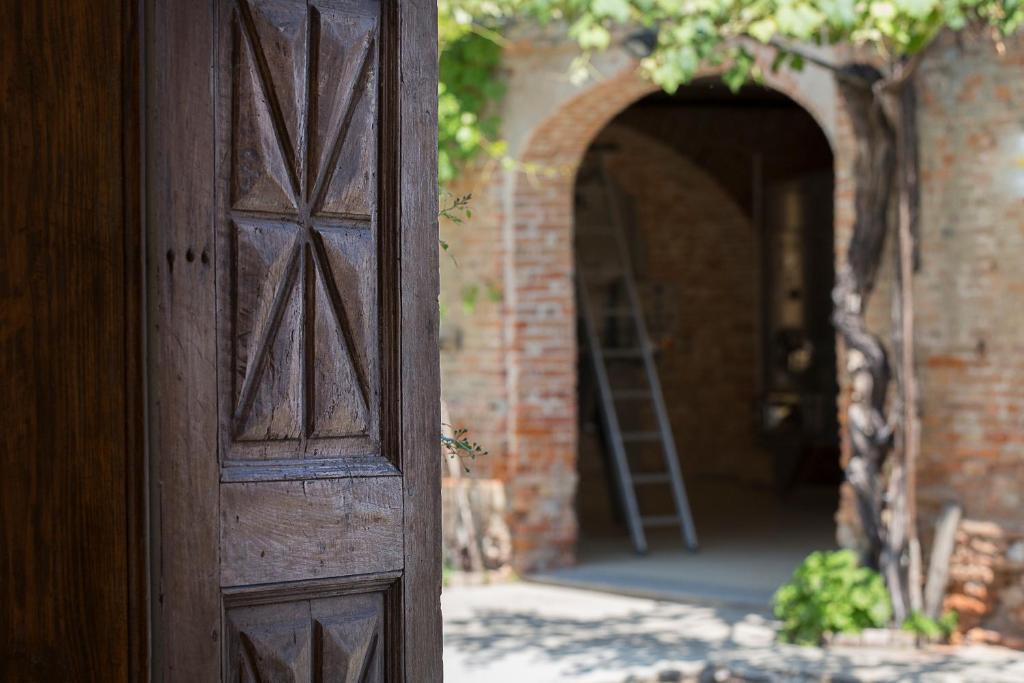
xmin=147 ymin=0 xmax=440 ymax=680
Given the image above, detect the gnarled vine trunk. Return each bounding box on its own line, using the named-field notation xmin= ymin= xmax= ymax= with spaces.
xmin=834 ymin=64 xmax=923 ymax=622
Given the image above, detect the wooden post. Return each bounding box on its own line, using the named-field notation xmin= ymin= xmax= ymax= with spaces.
xmin=925 ymin=503 xmax=962 ymax=618
xmin=889 ymin=75 xmax=925 ymax=614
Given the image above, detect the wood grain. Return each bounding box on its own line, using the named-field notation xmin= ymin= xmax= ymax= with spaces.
xmin=218 ymin=0 xmax=382 ymax=463
xmin=221 ymin=477 xmax=403 ymax=585
xmin=146 ymin=0 xmax=220 ymax=678
xmin=224 ymin=588 xmax=386 ymax=682
xmin=396 ymin=0 xmax=444 ymax=678
xmin=0 ymin=0 xmax=142 ymax=679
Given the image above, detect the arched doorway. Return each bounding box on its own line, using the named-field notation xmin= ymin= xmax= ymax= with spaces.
xmin=569 ymin=82 xmax=840 ymax=601
xmin=470 ymin=46 xmax=858 ymax=573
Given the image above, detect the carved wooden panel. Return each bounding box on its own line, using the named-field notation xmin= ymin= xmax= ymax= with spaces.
xmin=219 ymin=0 xmax=381 ymax=463
xmin=220 ymin=477 xmax=403 ymax=586
xmin=226 ymin=591 xmax=384 ymax=682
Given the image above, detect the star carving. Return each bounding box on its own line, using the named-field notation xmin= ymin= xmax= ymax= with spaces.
xmin=228 ymin=0 xmax=378 ymax=444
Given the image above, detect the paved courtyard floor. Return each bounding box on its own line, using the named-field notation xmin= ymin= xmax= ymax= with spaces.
xmin=442 ymin=582 xmax=1024 ymax=682
xmin=550 ymin=481 xmax=839 ymax=607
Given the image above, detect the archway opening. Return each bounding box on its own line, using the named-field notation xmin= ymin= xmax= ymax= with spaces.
xmin=571 ymin=81 xmax=839 ymax=601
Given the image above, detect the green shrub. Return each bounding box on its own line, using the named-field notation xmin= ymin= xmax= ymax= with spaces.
xmin=773 ymin=549 xmax=892 ymax=645
xmin=902 ymin=609 xmax=958 ymax=641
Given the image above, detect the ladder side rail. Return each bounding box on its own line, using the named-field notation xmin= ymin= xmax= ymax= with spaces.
xmin=576 ymin=261 xmax=649 ymax=554
xmin=598 ymin=161 xmax=700 ymax=551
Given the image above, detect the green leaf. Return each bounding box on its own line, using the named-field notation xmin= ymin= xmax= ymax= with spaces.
xmin=773 ymin=550 xmax=892 ymax=644
xmin=820 ymin=0 xmax=858 ymax=26
xmin=776 ymin=1 xmax=826 ymax=38
xmin=895 ymin=0 xmax=938 ymax=19
xmin=593 ymin=0 xmax=632 ymax=22
xmin=870 ymin=1 xmax=898 ymax=20
xmin=748 ymin=17 xmax=777 ymax=42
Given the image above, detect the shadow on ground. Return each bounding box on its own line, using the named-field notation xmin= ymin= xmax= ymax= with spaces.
xmin=442 ymin=584 xmax=1024 ymax=682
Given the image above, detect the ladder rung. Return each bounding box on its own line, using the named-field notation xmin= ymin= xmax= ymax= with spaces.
xmin=641 ymin=515 xmax=680 ymax=528
xmin=621 ymin=431 xmax=660 ymax=442
xmin=612 ymin=389 xmax=650 ymax=400
xmin=574 ymin=160 xmax=699 ymax=556
xmin=632 ymin=473 xmax=670 ymax=485
xmin=603 ymin=348 xmax=643 ymax=359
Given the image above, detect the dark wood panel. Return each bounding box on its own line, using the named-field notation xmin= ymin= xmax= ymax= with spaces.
xmin=146 ymin=0 xmax=221 ymax=678
xmin=0 ymin=0 xmax=142 ymax=679
xmin=225 ymin=589 xmax=385 ymax=682
xmin=395 ymin=0 xmax=444 ymax=677
xmin=220 ymin=477 xmax=403 ymax=585
xmin=217 ymin=0 xmax=382 ymax=464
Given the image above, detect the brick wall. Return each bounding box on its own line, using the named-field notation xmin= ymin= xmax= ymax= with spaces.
xmin=945 ymin=519 xmax=1024 ymax=646
xmin=500 ymin=70 xmax=659 ymax=569
xmin=915 ymin=32 xmax=1024 ymax=532
xmin=440 ymin=170 xmax=510 ymax=481
xmin=914 ymin=34 xmax=1024 ymax=640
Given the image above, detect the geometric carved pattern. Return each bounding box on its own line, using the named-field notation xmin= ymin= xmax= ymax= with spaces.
xmin=227 ymin=592 xmax=384 ymax=682
xmin=240 ymin=621 xmax=312 ymax=682
xmin=315 ymin=612 xmax=379 ymax=681
xmin=225 ymin=0 xmax=379 ymax=451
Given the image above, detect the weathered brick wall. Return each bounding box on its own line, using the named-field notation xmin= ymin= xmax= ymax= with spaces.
xmin=914 ymin=34 xmax=1024 ymax=640
xmin=915 ymin=32 xmax=1024 ymax=532
xmin=500 ymin=67 xmax=658 ymax=569
xmin=832 ymin=36 xmax=1024 ymax=560
xmin=440 ymin=170 xmax=510 ymax=482
xmin=945 ymin=519 xmax=1024 ymax=647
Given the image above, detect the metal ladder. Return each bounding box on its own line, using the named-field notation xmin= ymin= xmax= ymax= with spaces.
xmin=575 ymin=154 xmax=699 ymax=554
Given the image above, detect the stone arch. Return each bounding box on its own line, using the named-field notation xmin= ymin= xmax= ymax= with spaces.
xmin=500 ymin=53 xmax=855 ymax=571
xmin=510 ymin=46 xmax=840 ymax=182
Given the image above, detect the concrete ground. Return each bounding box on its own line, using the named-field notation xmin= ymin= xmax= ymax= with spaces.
xmin=442 ymin=582 xmax=1024 ymax=682
xmin=540 ymin=482 xmax=838 ymax=608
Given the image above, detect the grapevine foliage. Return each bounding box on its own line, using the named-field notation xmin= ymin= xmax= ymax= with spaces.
xmin=438 ymin=0 xmax=1024 ymax=184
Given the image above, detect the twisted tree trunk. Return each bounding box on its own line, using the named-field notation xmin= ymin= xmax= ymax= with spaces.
xmin=833 ymin=65 xmax=895 ymax=570
xmin=834 ymin=63 xmax=924 ymax=622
